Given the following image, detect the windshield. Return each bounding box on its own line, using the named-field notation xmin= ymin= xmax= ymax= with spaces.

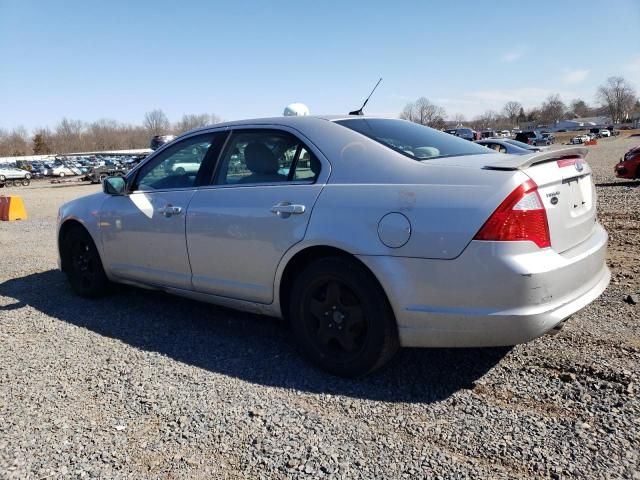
xmin=335 ymin=118 xmax=490 ymax=160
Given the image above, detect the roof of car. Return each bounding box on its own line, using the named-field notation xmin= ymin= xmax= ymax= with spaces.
xmin=173 ymin=115 xmax=397 ymax=139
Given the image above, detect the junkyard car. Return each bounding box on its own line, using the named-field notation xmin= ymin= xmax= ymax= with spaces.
xmin=474 ymin=139 xmax=533 ymax=155
xmin=0 ymin=166 xmax=32 ymax=182
xmin=57 ymin=116 xmax=610 ymax=376
xmin=615 ymin=145 xmax=640 ymax=179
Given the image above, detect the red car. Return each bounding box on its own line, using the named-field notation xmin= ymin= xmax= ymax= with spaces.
xmin=615 ymin=145 xmax=640 ymax=179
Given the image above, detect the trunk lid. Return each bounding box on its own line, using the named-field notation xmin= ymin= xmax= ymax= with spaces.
xmin=424 ymin=147 xmax=596 ymax=253
xmin=484 ymin=147 xmax=596 ymax=253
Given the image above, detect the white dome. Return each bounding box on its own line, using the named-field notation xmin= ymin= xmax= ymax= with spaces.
xmin=283 ymin=103 xmax=310 ymax=116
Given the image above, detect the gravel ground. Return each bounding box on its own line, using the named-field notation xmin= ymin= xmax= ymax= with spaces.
xmin=1 ymin=137 xmax=639 ymax=479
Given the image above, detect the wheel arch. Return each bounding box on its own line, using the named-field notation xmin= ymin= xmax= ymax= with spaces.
xmin=58 ymin=218 xmax=97 ymax=272
xmin=276 ymin=244 xmax=395 ymax=324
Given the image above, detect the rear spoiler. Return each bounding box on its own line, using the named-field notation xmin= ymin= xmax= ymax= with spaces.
xmin=483 ymin=147 xmax=589 ymax=171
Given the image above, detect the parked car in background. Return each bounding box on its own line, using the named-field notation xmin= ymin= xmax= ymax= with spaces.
xmin=85 ymin=165 xmax=128 ymax=184
xmin=444 ymin=127 xmax=476 ymax=141
xmin=57 ymin=115 xmax=609 ymax=376
xmin=515 ymin=130 xmax=551 ymax=146
xmin=502 ymin=139 xmax=545 ymax=152
xmin=570 ymin=135 xmax=591 ymax=145
xmin=45 ymin=164 xmax=78 ymax=177
xmin=481 ymin=130 xmax=499 ymax=139
xmin=599 ymin=129 xmax=611 ymax=137
xmin=474 ymin=139 xmax=532 ymax=155
xmin=541 ymin=132 xmax=555 ymax=144
xmin=500 ymin=130 xmax=511 ymax=138
xmin=150 ymin=135 xmax=176 ymax=150
xmin=0 ymin=165 xmax=32 ymax=182
xmin=615 ymin=145 xmax=640 ymax=179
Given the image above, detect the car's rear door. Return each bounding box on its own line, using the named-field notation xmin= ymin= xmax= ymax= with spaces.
xmin=186 ymin=127 xmax=328 ymax=303
xmin=100 ymin=131 xmax=227 ymax=289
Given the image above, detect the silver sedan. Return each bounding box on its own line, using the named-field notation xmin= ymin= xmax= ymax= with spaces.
xmin=57 ymin=116 xmax=609 ymax=376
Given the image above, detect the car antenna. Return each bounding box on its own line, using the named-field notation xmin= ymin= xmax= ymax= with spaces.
xmin=349 ymin=77 xmax=382 ymax=116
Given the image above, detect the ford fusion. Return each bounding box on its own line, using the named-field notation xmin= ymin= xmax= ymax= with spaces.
xmin=57 ymin=116 xmax=609 ymax=377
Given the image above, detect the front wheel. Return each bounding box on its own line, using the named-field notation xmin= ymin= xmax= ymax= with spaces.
xmin=21 ymin=178 xmax=30 ymax=186
xmin=289 ymin=257 xmax=398 ymax=377
xmin=59 ymin=172 xmax=65 ymax=177
xmin=61 ymin=226 xmax=110 ymax=297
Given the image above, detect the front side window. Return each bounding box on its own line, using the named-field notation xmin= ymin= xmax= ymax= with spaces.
xmin=134 ymin=134 xmax=215 ymax=191
xmin=336 ymin=118 xmax=490 ymax=161
xmin=214 ymin=130 xmax=320 ymax=185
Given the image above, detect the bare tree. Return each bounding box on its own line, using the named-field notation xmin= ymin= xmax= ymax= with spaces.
xmin=474 ymin=110 xmax=499 ymax=129
xmin=173 ymin=113 xmax=220 ymax=134
xmin=89 ymin=119 xmax=122 ymax=151
xmin=55 ymin=118 xmax=85 ymax=152
xmin=0 ymin=127 xmax=29 ymax=156
xmin=399 ymin=97 xmax=447 ymax=128
xmin=596 ymin=76 xmax=637 ymax=124
xmin=451 ymin=113 xmax=466 ymax=126
xmin=502 ymin=101 xmax=523 ymax=127
xmin=539 ymin=94 xmax=566 ymax=125
xmin=144 ymin=109 xmax=170 ymax=136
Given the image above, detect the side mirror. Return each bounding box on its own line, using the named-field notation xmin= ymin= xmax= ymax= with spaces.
xmin=103 ymin=176 xmax=126 ymax=195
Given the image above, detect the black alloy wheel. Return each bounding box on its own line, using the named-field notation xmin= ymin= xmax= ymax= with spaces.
xmin=290 ymin=257 xmax=398 ymax=377
xmin=63 ymin=227 xmax=110 ymax=297
xmin=306 ymin=278 xmax=367 ymax=357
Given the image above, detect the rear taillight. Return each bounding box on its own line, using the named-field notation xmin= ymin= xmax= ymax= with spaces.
xmin=474 ymin=179 xmax=551 ymax=248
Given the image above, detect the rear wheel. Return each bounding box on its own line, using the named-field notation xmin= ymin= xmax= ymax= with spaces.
xmin=61 ymin=226 xmax=110 ymax=297
xmin=289 ymin=257 xmax=398 ymax=377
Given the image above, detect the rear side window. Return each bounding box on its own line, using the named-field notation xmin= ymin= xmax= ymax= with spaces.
xmin=335 ymin=118 xmax=490 ymax=160
xmin=214 ymin=130 xmax=320 ymax=185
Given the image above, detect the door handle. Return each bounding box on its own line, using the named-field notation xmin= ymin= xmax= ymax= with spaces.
xmin=158 ymin=204 xmax=183 ymax=217
xmin=271 ymin=202 xmax=305 ymax=218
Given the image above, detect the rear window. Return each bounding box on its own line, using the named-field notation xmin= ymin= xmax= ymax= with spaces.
xmin=335 ymin=118 xmax=490 ymax=160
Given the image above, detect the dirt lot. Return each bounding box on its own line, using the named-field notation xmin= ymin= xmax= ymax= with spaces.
xmin=1 ymin=137 xmax=639 ymax=479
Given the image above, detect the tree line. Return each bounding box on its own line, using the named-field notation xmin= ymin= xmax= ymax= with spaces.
xmin=2 ymin=76 xmax=639 ymax=157
xmin=0 ymin=110 xmax=220 ymax=157
xmin=400 ymin=76 xmax=640 ymax=130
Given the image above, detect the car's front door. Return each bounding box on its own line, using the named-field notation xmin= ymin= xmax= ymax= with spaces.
xmin=186 ymin=128 xmax=327 ymax=303
xmin=100 ymin=131 xmax=227 ymax=289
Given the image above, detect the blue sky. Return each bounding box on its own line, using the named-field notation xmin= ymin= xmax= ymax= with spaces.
xmin=1 ymin=0 xmax=640 ymax=131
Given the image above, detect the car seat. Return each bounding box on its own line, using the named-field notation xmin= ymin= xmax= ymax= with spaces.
xmin=238 ymin=143 xmax=286 ymax=184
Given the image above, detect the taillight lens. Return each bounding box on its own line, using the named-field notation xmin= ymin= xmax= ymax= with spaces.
xmin=474 ymin=179 xmax=551 ymax=248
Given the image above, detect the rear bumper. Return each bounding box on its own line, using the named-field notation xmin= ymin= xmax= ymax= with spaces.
xmin=357 ymin=223 xmax=609 ymax=348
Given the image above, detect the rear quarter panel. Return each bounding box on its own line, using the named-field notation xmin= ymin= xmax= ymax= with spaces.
xmin=304 ymin=163 xmax=527 ymax=259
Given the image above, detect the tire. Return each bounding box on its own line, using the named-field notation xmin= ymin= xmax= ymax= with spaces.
xmin=25 ymin=173 xmax=31 ymax=179
xmin=21 ymin=178 xmax=30 ymax=186
xmin=0 ymin=175 xmax=5 ymax=181
xmin=5 ymin=180 xmax=14 ymax=187
xmin=61 ymin=226 xmax=110 ymax=298
xmin=289 ymin=256 xmax=399 ymax=377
